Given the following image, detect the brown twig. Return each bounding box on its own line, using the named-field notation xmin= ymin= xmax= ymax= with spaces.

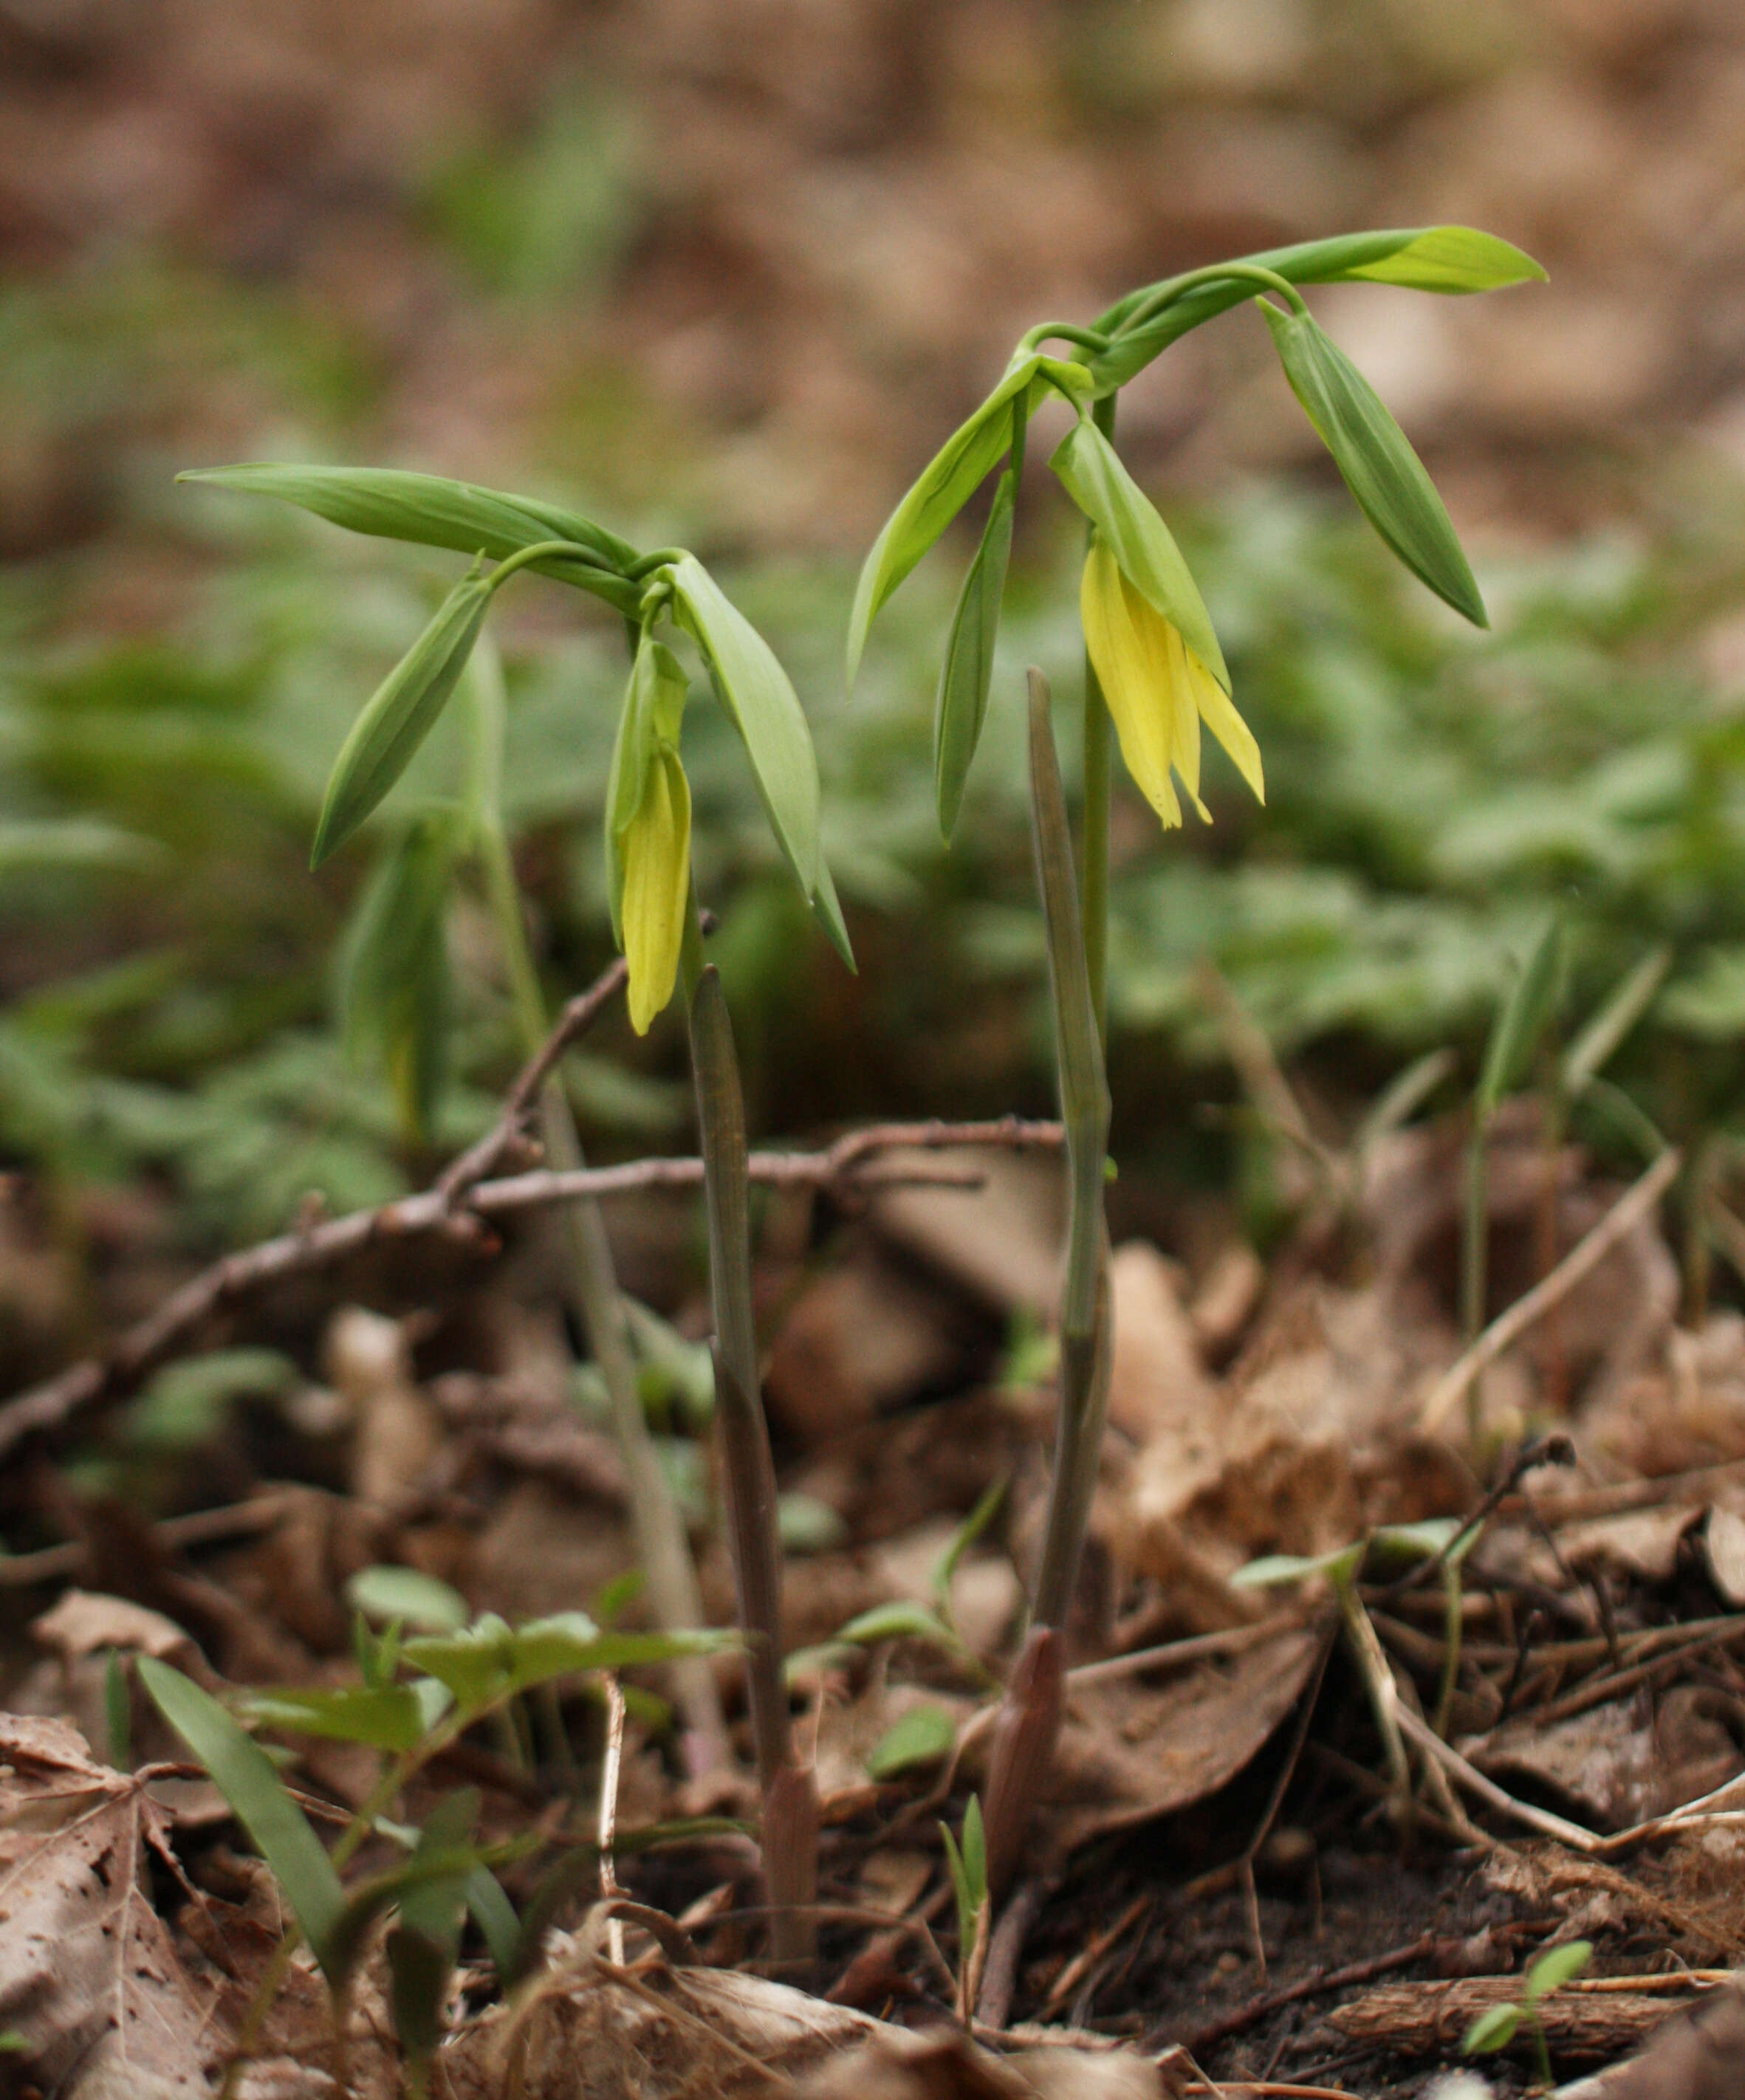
xmin=433 ymin=959 xmax=629 ymax=1203
xmin=0 ymin=1114 xmax=1063 ymax=1462
xmin=1168 ymin=1933 xmax=1440 ymax=2056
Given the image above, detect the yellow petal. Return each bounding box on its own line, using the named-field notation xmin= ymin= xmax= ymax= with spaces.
xmin=1164 ymin=617 xmax=1210 ymax=822
xmin=1185 ymin=643 xmax=1264 ymax=806
xmin=1080 ymin=538 xmax=1181 ymax=828
xmin=621 ymin=747 xmax=692 ymax=1034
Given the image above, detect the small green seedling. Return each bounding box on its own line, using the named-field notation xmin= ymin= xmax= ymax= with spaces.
xmin=139 ymin=1606 xmax=732 ymax=2090
xmin=941 ymin=1794 xmax=990 ymax=2022
xmin=1463 ymin=1938 xmax=1592 ymax=2091
xmin=1370 ymin=1517 xmax=1485 ymax=1736
xmin=1233 ymin=1539 xmax=1412 ymax=1828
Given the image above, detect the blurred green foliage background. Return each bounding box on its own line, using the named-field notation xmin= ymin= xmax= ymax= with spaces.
xmin=4 ymin=0 xmax=1745 ymax=1281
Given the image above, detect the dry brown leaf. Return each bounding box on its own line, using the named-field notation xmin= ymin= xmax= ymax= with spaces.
xmin=765 ymin=1250 xmax=962 ymax=1441
xmin=795 ymin=2025 xmax=1159 ymax=2099
xmin=1107 ymin=1243 xmax=1219 ymax=1444
xmin=0 ymin=1712 xmax=219 ymax=2098
xmin=1701 ymin=1507 xmax=1745 ymax=1606
xmin=1471 ymin=1691 xmax=1741 ymax=1832
xmin=1029 ymin=1622 xmax=1323 ymax=1855
xmin=465 ymin=1947 xmax=885 ymax=2099
xmin=31 ymin=1589 xmax=206 ymax=1673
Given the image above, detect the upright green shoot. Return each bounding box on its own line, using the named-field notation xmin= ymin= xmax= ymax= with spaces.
xmin=187 ymin=462 xmax=848 ymax=1957
xmin=848 ymin=223 xmax=1541 ymax=1887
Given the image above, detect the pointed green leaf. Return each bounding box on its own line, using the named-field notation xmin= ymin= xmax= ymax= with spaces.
xmin=1028 ymin=671 xmax=1110 ymax=1342
xmin=386 ymin=1791 xmax=478 ymax=2058
xmin=465 ymin=1867 xmax=520 ymax=1977
xmin=866 ymin=1704 xmax=958 ymax=1780
xmin=961 ymin=1794 xmax=986 ymax=1914
xmin=1462 ymin=2003 xmax=1522 ymax=2055
xmin=312 ymin=575 xmax=491 ymax=866
xmin=181 ymin=464 xmax=640 ymax=611
xmin=1260 ymin=303 xmax=1486 ymax=626
xmin=934 ymin=465 xmax=1015 ymax=840
xmin=1477 ymin=913 xmax=1563 ymax=1115
xmin=336 ymin=809 xmax=462 ymax=1141
xmin=837 ymin=1600 xmax=959 ymax=1650
xmin=1561 ymin=945 xmax=1671 ymax=1101
xmin=1523 ymin=1939 xmax=1591 ymax=2003
xmin=241 ymin=1679 xmax=453 ymax=1753
xmin=848 ymin=364 xmax=1036 ymax=683
xmin=401 ymin=1610 xmax=734 ymax=1715
xmin=1345 ymin=226 xmax=1546 ymax=294
xmin=808 ymin=852 xmax=857 ymax=973
xmin=137 ymin=1657 xmax=346 ymax=1976
xmin=345 ymin=1565 xmax=470 ymax=1636
xmin=1049 ymin=419 xmax=1230 ymax=691
xmin=1089 ymin=227 xmax=1544 ymax=391
xmin=1232 ymin=1543 xmax=1365 ymax=1591
xmin=666 ymin=553 xmax=829 ymax=906
xmin=930 ymin=1477 xmax=1007 ymax=1618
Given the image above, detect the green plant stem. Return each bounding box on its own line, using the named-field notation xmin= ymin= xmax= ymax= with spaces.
xmin=1115 ymin=261 xmax=1312 ymax=340
xmin=679 ymin=894 xmax=817 ymax=1960
xmin=478 ymin=818 xmax=730 ymax=1774
xmin=1080 ymin=392 xmax=1117 ymax=1041
xmin=1461 ymin=1111 xmax=1489 ymax=1444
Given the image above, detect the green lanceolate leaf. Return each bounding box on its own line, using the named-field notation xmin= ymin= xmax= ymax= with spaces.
xmin=1259 ymin=303 xmax=1487 ymax=627
xmin=667 ymin=555 xmax=854 ymax=965
xmin=137 ymin=1657 xmax=346 ymax=1977
xmin=401 ymin=1610 xmax=735 ymax=1715
xmin=1088 ymin=227 xmax=1545 ymax=392
xmin=1049 ymin=418 xmax=1230 ymax=693
xmin=1523 ymin=1939 xmax=1591 ymax=2003
xmin=1345 ymin=225 xmax=1547 ymax=295
xmin=1477 ymin=912 xmax=1563 ymax=1116
xmin=312 ymin=574 xmax=491 ymax=867
xmin=847 ymin=354 xmax=1091 ymax=682
xmin=346 ymin=1565 xmax=470 ymax=1635
xmin=1462 ymin=2003 xmax=1522 ymax=2056
xmin=867 ymin=1704 xmax=957 ymax=1780
xmin=1231 ymin=1542 xmax=1366 ymax=1591
xmin=1561 ymin=945 xmax=1672 ymax=1101
xmin=848 ymin=363 xmax=1036 ymax=684
xmin=337 ymin=809 xmax=462 ymax=1139
xmin=1027 ymin=670 xmax=1111 ymax=1343
xmin=604 ymin=634 xmax=690 ymax=944
xmin=934 ymin=463 xmax=1016 ymax=840
xmin=241 ymin=1679 xmax=453 ymax=1754
xmin=181 ymin=464 xmax=641 ymax=611
xmin=388 ymin=1791 xmax=479 ymax=2061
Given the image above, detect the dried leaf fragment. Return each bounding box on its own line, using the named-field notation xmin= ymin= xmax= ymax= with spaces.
xmin=0 ymin=1712 xmax=219 ymax=2098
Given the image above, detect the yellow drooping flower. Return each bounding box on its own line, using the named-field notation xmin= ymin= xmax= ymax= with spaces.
xmin=620 ymin=744 xmax=692 ymax=1034
xmin=1080 ymin=535 xmax=1263 ymax=829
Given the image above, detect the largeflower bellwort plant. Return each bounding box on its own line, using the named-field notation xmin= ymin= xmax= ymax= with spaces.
xmin=848 ymin=223 xmax=1544 ymax=1887
xmin=182 ymin=462 xmax=848 ymax=1956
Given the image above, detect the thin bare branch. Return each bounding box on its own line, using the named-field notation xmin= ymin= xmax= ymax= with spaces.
xmin=434 ymin=956 xmax=628 ymax=1201
xmin=0 ymin=1116 xmax=1063 ymax=1462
